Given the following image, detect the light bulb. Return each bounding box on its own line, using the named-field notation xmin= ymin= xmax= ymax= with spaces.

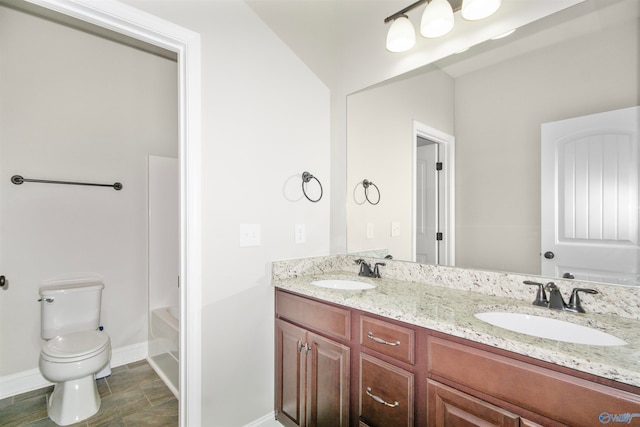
xmin=386 ymin=15 xmax=416 ymax=53
xmin=420 ymin=0 xmax=454 ymax=38
xmin=461 ymin=0 xmax=501 ymax=21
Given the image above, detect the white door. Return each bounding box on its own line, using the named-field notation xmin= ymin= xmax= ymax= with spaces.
xmin=416 ymin=138 xmax=439 ymax=264
xmin=541 ymin=106 xmax=640 ymax=285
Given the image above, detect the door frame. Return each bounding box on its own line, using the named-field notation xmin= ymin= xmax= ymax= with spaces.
xmin=412 ymin=120 xmax=455 ymax=266
xmin=24 ymin=1 xmax=203 ymax=425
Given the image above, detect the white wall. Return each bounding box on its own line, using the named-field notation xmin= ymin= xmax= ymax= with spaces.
xmin=0 ymin=6 xmax=177 ymax=376
xmin=347 ymin=69 xmax=454 ymax=260
xmin=120 ymin=1 xmax=331 ymax=425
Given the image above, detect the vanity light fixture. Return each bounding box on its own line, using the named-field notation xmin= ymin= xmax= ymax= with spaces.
xmin=386 ymin=15 xmax=416 ymax=52
xmin=385 ymin=0 xmax=501 ymax=53
xmin=421 ymin=0 xmax=454 ymax=38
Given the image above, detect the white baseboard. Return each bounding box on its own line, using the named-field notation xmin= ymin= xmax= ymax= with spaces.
xmin=0 ymin=341 xmax=148 ymax=400
xmin=243 ymin=411 xmax=278 ymax=427
xmin=109 ymin=341 xmax=148 ymax=368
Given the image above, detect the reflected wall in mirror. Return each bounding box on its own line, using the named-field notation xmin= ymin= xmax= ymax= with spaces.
xmin=347 ymin=0 xmax=640 ymax=284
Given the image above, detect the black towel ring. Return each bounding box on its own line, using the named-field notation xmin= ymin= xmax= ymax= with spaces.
xmin=363 ymin=179 xmax=380 ymax=205
xmin=302 ymin=171 xmax=323 ymax=202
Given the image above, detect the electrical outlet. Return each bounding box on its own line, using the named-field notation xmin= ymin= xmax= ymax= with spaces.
xmin=295 ymin=224 xmax=306 ymax=244
xmin=366 ymin=223 xmax=374 ymax=239
xmin=391 ymin=221 xmax=401 ymax=237
xmin=240 ymin=224 xmax=261 ymax=247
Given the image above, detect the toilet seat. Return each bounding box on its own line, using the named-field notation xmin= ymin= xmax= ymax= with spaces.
xmin=41 ymin=330 xmax=110 ymax=363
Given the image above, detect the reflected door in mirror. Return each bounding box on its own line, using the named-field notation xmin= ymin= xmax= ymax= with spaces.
xmin=541 ymin=106 xmax=639 ymax=285
xmin=416 ymin=139 xmax=440 ymax=264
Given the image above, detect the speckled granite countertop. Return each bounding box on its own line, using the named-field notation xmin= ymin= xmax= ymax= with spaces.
xmin=272 ymin=256 xmax=640 ymax=390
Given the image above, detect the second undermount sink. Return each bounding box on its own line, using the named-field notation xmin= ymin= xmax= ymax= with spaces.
xmin=474 ymin=312 xmax=627 ymax=346
xmin=311 ymin=279 xmax=376 ymax=290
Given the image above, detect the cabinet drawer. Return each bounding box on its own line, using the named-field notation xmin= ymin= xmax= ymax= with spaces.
xmin=359 ymin=353 xmax=414 ymax=427
xmin=427 ymin=336 xmax=640 ymax=426
xmin=361 ymin=315 xmax=415 ymax=364
xmin=427 ymin=379 xmax=519 ymax=426
xmin=276 ymin=290 xmax=350 ymax=340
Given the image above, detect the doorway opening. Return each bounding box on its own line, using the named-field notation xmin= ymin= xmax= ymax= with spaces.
xmin=10 ymin=1 xmax=203 ymax=425
xmin=412 ymin=121 xmax=455 ymax=266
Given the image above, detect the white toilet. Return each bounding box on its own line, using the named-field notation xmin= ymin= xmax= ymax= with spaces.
xmin=38 ymin=280 xmax=111 ymax=426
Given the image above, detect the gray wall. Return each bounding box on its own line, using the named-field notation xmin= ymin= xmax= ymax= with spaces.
xmin=455 ymin=17 xmax=639 ymax=274
xmin=347 ymin=69 xmax=454 ymax=260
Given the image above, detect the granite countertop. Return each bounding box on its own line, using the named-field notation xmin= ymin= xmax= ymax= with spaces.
xmin=273 ymin=270 xmax=640 ymax=389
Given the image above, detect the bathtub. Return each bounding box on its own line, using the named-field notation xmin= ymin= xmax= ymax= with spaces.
xmin=148 ymin=306 xmax=179 ymax=397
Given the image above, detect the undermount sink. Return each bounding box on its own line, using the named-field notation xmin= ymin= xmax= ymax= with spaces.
xmin=311 ymin=279 xmax=376 ymax=290
xmin=474 ymin=312 xmax=627 ymax=346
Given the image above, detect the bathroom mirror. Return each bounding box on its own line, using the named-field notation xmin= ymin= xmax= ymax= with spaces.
xmin=347 ymin=0 xmax=640 ymax=285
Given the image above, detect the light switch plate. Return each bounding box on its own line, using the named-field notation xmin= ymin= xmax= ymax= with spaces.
xmin=240 ymin=224 xmax=261 ymax=247
xmin=295 ymin=224 xmax=306 ymax=244
xmin=391 ymin=221 xmax=401 ymax=237
xmin=366 ymin=223 xmax=374 ymax=239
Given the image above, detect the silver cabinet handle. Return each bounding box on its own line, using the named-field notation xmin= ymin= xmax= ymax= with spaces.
xmin=367 ymin=331 xmax=400 ymax=346
xmin=298 ymin=342 xmax=311 ymax=355
xmin=366 ymin=387 xmax=399 ymax=408
xmin=37 ymin=297 xmax=54 ymax=303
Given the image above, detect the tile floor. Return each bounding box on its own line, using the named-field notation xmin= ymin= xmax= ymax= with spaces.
xmin=0 ymin=360 xmax=177 ymax=427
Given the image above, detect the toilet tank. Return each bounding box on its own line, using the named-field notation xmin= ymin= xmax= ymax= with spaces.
xmin=40 ymin=280 xmax=105 ymax=339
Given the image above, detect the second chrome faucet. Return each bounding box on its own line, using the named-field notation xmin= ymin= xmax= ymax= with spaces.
xmin=523 ymin=280 xmax=598 ymax=313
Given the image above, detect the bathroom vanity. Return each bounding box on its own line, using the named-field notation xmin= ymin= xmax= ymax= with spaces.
xmin=272 ymin=256 xmax=640 ymax=427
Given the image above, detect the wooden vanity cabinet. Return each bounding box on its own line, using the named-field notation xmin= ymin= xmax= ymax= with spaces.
xmin=275 ymin=292 xmax=351 ymax=427
xmin=426 ymin=335 xmax=640 ymax=426
xmin=275 ymin=289 xmax=640 ymax=427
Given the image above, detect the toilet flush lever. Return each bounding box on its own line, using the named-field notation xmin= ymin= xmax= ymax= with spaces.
xmin=38 ymin=297 xmax=54 ymax=304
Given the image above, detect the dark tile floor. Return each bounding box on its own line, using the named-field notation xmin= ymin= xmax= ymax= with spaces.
xmin=0 ymin=360 xmax=177 ymax=427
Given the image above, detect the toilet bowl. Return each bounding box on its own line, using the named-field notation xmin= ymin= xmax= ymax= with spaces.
xmin=39 ymin=330 xmax=111 ymax=426
xmin=38 ymin=279 xmax=110 ymax=426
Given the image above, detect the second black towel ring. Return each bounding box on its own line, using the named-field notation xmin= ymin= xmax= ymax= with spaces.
xmin=363 ymin=179 xmax=380 ymax=205
xmin=302 ymin=171 xmax=323 ymax=202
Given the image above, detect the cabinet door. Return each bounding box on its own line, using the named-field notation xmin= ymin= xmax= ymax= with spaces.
xmin=276 ymin=319 xmax=306 ymax=427
xmin=360 ymin=353 xmax=414 ymax=427
xmin=306 ymin=331 xmax=350 ymax=427
xmin=427 ymin=380 xmax=519 ymax=427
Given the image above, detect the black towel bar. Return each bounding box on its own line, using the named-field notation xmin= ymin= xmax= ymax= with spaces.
xmin=11 ymin=175 xmax=122 ymax=191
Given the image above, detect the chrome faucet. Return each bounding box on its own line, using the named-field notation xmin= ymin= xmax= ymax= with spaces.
xmin=355 ymin=259 xmax=385 ymax=278
xmin=355 ymin=259 xmax=373 ymax=277
xmin=523 ymin=281 xmax=598 ymax=312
